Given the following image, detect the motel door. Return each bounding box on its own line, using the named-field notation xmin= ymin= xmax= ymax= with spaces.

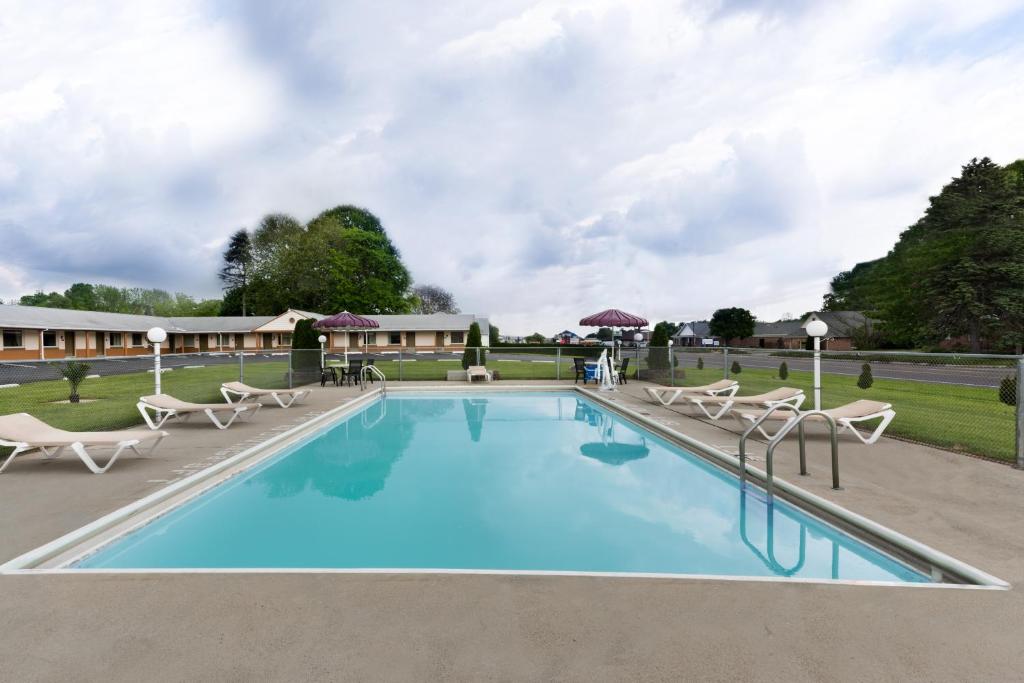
xmin=95 ymin=332 xmax=105 ymax=356
xmin=199 ymin=335 xmax=209 ymax=352
xmin=64 ymin=331 xmax=76 ymax=357
xmin=262 ymin=333 xmax=273 ymax=349
xmin=235 ymin=333 xmax=245 ymax=350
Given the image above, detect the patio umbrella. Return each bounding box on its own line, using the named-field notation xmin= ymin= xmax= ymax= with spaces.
xmin=313 ymin=311 xmax=380 ymax=362
xmin=579 ymin=441 xmax=650 ymax=466
xmin=579 ymin=309 xmax=648 ymax=361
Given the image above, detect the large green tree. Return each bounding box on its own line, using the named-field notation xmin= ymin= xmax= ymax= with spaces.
xmin=219 ymin=228 xmax=253 ymax=316
xmin=823 ymin=157 xmax=1024 ymax=351
xmin=708 ymin=307 xmax=755 ymax=345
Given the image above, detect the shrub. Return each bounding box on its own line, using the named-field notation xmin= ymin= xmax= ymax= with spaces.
xmin=778 ymin=361 xmax=788 ymax=380
xmin=462 ymin=322 xmax=485 ymax=369
xmin=999 ymin=376 xmax=1018 ymax=406
xmin=52 ymin=361 xmax=91 ymax=403
xmin=292 ymin=319 xmax=323 ymax=377
xmin=857 ymin=363 xmax=873 ymax=390
xmin=731 ymin=361 xmax=741 ymax=375
xmin=697 ymin=356 xmax=704 ymax=370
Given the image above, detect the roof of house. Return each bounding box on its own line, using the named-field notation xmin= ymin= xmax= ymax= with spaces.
xmin=673 ymin=321 xmax=712 ymax=338
xmin=803 ymin=311 xmax=873 ymax=337
xmin=555 ymin=330 xmax=581 ymax=338
xmin=0 ymin=304 xmax=182 ymax=332
xmin=752 ymin=320 xmax=803 ymax=337
xmin=361 ymin=313 xmax=489 ymax=332
xmin=166 ymin=316 xmax=275 ymax=333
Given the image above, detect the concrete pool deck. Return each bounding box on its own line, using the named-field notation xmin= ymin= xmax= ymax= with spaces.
xmin=0 ymin=380 xmax=1022 ymax=681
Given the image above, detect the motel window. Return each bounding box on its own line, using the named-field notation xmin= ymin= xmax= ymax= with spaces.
xmin=279 ymin=333 xmax=292 ymax=346
xmin=42 ymin=331 xmax=58 ymax=348
xmin=183 ymin=335 xmax=195 ymax=348
xmin=451 ymin=331 xmax=465 ymax=344
xmin=109 ymin=333 xmax=123 ymax=347
xmin=131 ymin=333 xmax=144 ymax=347
xmin=389 ymin=332 xmax=401 ymax=345
xmin=2 ymin=330 xmax=23 ymax=348
xmin=366 ymin=332 xmax=377 ymax=345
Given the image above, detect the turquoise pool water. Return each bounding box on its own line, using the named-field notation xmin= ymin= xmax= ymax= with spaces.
xmin=78 ymin=392 xmax=928 ymax=582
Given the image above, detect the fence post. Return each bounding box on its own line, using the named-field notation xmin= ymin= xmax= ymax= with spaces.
xmin=723 ymin=347 xmax=729 ymax=379
xmin=239 ymin=350 xmax=244 ymax=383
xmin=670 ymin=345 xmax=675 ymax=386
xmin=556 ymin=347 xmax=561 ymax=381
xmin=1016 ymin=357 xmax=1024 ymax=469
xmin=288 ymin=351 xmax=293 ymax=389
xmin=476 ymin=347 xmax=480 ymax=366
xmin=399 ymin=349 xmax=403 ymax=381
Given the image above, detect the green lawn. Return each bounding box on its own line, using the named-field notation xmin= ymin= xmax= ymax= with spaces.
xmin=0 ymin=357 xmax=1015 ymax=462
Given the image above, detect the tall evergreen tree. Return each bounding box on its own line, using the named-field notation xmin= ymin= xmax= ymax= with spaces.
xmin=219 ymin=229 xmax=253 ymax=316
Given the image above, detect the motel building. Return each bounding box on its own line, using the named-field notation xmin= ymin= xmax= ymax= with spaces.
xmin=0 ymin=305 xmax=489 ymax=361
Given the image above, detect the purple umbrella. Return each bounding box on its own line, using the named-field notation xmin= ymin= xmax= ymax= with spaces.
xmin=578 ymin=309 xmax=648 ymax=328
xmin=313 ymin=311 xmax=380 ymax=360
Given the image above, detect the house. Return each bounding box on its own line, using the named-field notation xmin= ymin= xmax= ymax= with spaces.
xmin=554 ymin=330 xmax=581 ymax=345
xmin=0 ymin=305 xmax=489 ymax=360
xmin=672 ymin=321 xmax=717 ymax=347
xmin=729 ymin=311 xmax=875 ymax=350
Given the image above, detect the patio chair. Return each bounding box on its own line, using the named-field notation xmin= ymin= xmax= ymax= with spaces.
xmin=365 ymin=358 xmax=376 ymax=384
xmin=137 ymin=394 xmax=259 ymax=430
xmin=467 ymin=365 xmax=492 ymax=382
xmin=220 ymin=382 xmax=312 ymax=408
xmin=738 ymin=399 xmax=896 ymax=444
xmin=617 ymin=357 xmax=631 ymax=385
xmin=644 ymin=379 xmax=738 ymax=407
xmin=572 ymin=357 xmax=589 ymax=384
xmin=0 ymin=413 xmax=168 ymax=474
xmin=342 ymin=360 xmax=364 ymax=387
xmin=686 ymin=387 xmax=805 ymax=421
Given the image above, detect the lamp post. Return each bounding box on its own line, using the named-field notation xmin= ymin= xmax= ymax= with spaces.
xmin=806 ymin=320 xmax=828 ymax=411
xmin=668 ymin=339 xmax=674 ymax=385
xmin=318 ymin=334 xmax=327 ymax=370
xmin=633 ymin=332 xmax=643 ymax=380
xmin=147 ymin=327 xmax=167 ymax=395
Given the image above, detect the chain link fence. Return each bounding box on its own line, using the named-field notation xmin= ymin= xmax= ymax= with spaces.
xmin=1 ymin=344 xmax=1020 ymax=466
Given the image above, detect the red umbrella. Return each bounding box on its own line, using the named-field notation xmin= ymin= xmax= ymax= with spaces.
xmin=313 ymin=311 xmax=380 ymax=361
xmin=578 ymin=309 xmax=648 ymax=327
xmin=314 ymin=311 xmax=380 ymax=330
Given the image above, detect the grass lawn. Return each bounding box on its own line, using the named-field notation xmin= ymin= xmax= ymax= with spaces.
xmin=0 ymin=362 xmax=291 ymax=433
xmin=664 ymin=365 xmax=1016 ymax=462
xmin=0 ymin=357 xmax=1015 ymax=462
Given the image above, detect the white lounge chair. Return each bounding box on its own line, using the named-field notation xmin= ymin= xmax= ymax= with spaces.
xmin=137 ymin=394 xmax=258 ymax=430
xmin=220 ymin=382 xmax=311 ymax=408
xmin=644 ymin=379 xmax=738 ymax=407
xmin=687 ymin=387 xmax=805 ymax=420
xmin=739 ymin=399 xmax=896 ymax=444
xmin=467 ymin=366 xmax=492 ymax=382
xmin=0 ymin=413 xmax=168 ymax=474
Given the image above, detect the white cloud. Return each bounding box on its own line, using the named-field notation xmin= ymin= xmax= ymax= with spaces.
xmin=1 ymin=0 xmax=1023 ymax=332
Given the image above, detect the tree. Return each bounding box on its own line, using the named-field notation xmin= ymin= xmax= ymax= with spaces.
xmin=53 ymin=361 xmax=90 ymax=403
xmin=411 ymin=285 xmax=459 ymax=314
xmin=526 ymin=332 xmax=547 ymax=343
xmin=709 ymin=308 xmax=755 ymax=346
xmin=65 ymin=283 xmax=98 ymax=310
xmin=595 ymin=327 xmax=613 ymax=341
xmin=648 ymin=321 xmax=674 ymax=370
xmin=489 ymin=323 xmax=500 ymax=343
xmin=857 ymin=363 xmax=874 ymax=390
xmin=291 ymin=319 xmax=322 ymax=381
xmin=778 ymin=361 xmax=789 ymax=380
xmin=219 ymin=229 xmax=253 ymax=316
xmin=461 ymin=322 xmax=485 ymax=369
xmin=731 ymin=360 xmax=742 ymax=375
xmin=697 ymin=356 xmax=704 ymax=370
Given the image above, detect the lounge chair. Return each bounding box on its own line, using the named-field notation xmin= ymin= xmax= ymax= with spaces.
xmin=220 ymin=382 xmax=311 ymax=408
xmin=137 ymin=394 xmax=258 ymax=430
xmin=686 ymin=387 xmax=804 ymax=420
xmin=467 ymin=365 xmax=492 ymax=382
xmin=0 ymin=413 xmax=168 ymax=474
xmin=739 ymin=399 xmax=896 ymax=444
xmin=643 ymin=379 xmax=738 ymax=407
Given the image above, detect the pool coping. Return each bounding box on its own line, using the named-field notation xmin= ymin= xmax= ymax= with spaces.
xmin=0 ymin=384 xmax=1009 ymax=589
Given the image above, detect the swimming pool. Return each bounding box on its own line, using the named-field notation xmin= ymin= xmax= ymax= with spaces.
xmin=73 ymin=391 xmax=930 ymax=582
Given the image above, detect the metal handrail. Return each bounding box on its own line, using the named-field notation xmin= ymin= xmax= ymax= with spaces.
xmin=360 ymin=364 xmax=386 ymax=395
xmin=739 ymin=488 xmax=807 ymax=576
xmin=738 ymin=403 xmax=802 ymax=485
xmin=739 ymin=404 xmax=841 ymax=502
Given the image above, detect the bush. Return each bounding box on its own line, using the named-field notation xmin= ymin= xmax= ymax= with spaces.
xmin=697 ymin=356 xmax=704 ymax=370
xmin=777 ymin=361 xmax=788 ymax=380
xmin=52 ymin=361 xmax=91 ymax=403
xmin=731 ymin=361 xmax=741 ymax=375
xmin=857 ymin=363 xmax=873 ymax=390
xmin=462 ymin=322 xmax=485 ymax=369
xmin=292 ymin=319 xmax=320 ymax=349
xmin=291 ymin=319 xmax=322 ymax=378
xmin=999 ymin=375 xmax=1018 ymax=406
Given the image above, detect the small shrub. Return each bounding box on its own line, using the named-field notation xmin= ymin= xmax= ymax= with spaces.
xmin=462 ymin=322 xmax=485 ymax=369
xmin=52 ymin=361 xmax=91 ymax=403
xmin=778 ymin=361 xmax=788 ymax=380
xmin=857 ymin=363 xmax=873 ymax=390
xmin=696 ymin=357 xmax=704 ymax=370
xmin=731 ymin=361 xmax=741 ymax=375
xmin=999 ymin=376 xmax=1018 ymax=406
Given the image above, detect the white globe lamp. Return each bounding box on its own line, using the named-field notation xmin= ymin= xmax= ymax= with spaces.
xmin=806 ymin=320 xmax=828 ymax=339
xmin=146 ymin=327 xmax=167 ymax=394
xmin=806 ymin=319 xmax=828 ymax=410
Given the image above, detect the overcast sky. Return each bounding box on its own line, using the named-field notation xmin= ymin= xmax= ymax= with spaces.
xmin=2 ymin=0 xmax=1023 ymax=334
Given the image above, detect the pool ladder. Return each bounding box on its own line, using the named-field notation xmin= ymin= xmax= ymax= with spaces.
xmin=360 ymin=364 xmax=386 ymax=396
xmin=738 ymin=403 xmax=841 ymax=502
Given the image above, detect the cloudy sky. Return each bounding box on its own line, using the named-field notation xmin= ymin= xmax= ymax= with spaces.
xmin=2 ymin=0 xmax=1023 ymax=334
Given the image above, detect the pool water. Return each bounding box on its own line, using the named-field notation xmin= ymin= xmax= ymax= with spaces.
xmin=78 ymin=393 xmax=928 ymax=582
